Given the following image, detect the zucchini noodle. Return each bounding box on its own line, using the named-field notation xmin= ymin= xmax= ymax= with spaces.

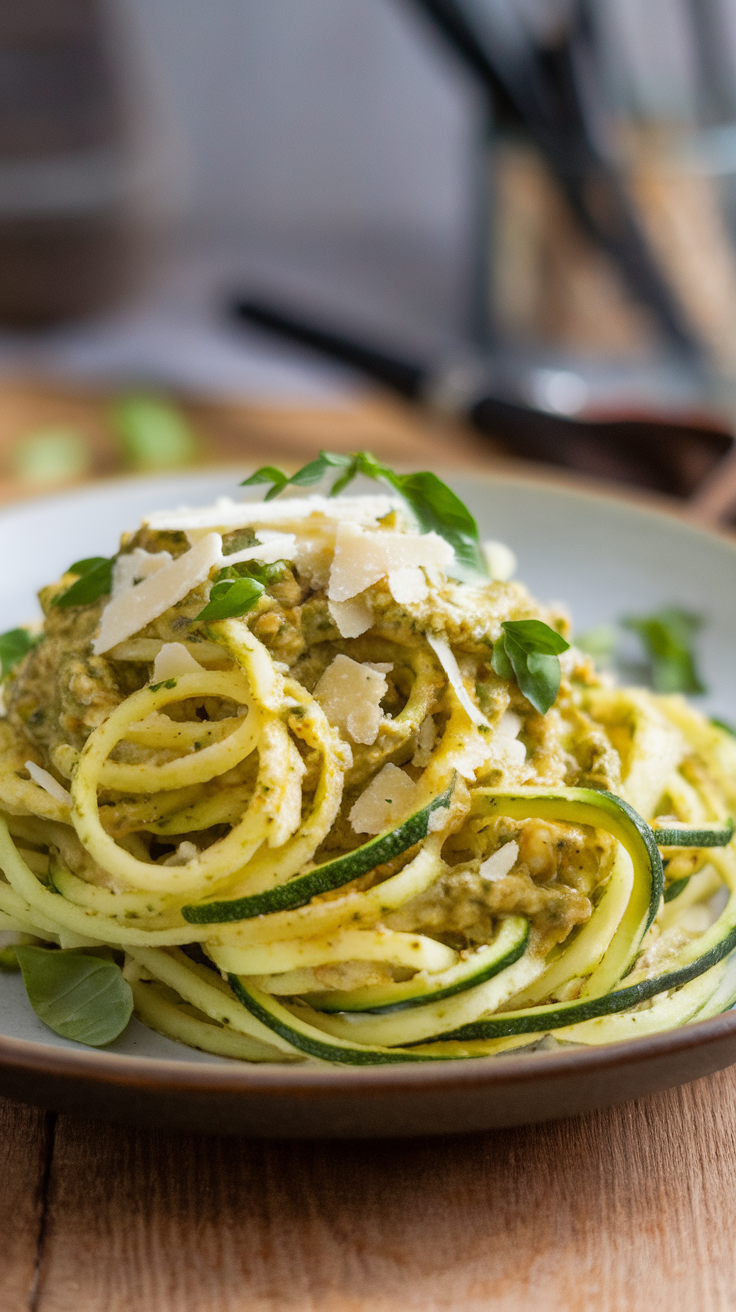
xmin=1 ymin=481 xmax=735 ymax=1064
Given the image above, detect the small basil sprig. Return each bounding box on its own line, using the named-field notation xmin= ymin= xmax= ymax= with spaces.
xmin=241 ymin=450 xmax=488 ymax=583
xmin=14 ymin=945 xmax=133 ymax=1046
xmin=623 ymin=606 xmax=704 ymax=694
xmin=0 ymin=627 xmax=42 ymax=679
xmin=53 ymin=556 xmax=114 ymax=609
xmin=492 ymin=619 xmax=570 ymax=714
xmin=196 ymin=576 xmax=265 ymax=622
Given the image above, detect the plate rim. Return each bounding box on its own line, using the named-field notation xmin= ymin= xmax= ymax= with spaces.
xmin=1 ymin=1006 xmax=735 ymax=1096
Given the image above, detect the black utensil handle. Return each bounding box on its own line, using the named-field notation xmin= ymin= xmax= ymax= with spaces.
xmin=233 ymin=298 xmax=426 ymax=400
xmin=470 ymin=396 xmax=732 ymax=499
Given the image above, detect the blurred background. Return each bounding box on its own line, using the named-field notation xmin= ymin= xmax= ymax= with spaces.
xmin=4 ymin=0 xmax=736 ymax=516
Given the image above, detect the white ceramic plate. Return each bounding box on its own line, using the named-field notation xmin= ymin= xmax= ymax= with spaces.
xmin=0 ymin=469 xmax=734 ymax=1137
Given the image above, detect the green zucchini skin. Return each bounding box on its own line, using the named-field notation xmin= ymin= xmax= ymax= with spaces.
xmin=228 ymin=975 xmax=451 ymax=1064
xmin=309 ymin=917 xmax=529 ymax=1015
xmin=654 ymin=820 xmax=734 ymax=847
xmin=424 ymin=922 xmax=736 ymax=1044
xmin=663 ymin=876 xmax=691 ymax=903
xmin=182 ymin=780 xmax=454 ymax=924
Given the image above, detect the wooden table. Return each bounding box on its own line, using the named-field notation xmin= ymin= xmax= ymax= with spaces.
xmin=1 ymin=377 xmax=735 ymax=1310
xmin=3 ymin=1069 xmax=736 ymax=1311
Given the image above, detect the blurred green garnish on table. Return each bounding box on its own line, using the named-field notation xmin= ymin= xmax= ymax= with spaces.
xmin=112 ymin=395 xmax=198 ymax=471
xmin=10 ymin=427 xmax=92 ymax=484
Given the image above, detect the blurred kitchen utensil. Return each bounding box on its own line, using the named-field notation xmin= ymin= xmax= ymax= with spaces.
xmin=232 ymin=295 xmax=732 ymax=501
xmin=408 ymin=0 xmax=699 ymax=356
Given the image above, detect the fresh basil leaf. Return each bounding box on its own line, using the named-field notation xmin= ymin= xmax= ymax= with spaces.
xmin=196 ymin=576 xmax=265 ymax=621
xmin=502 ymin=632 xmax=562 ymax=714
xmin=53 ymin=557 xmax=114 ymax=609
xmin=524 ymin=649 xmax=562 ymax=710
xmin=501 ymin=619 xmax=570 ymax=656
xmin=68 ymin=556 xmax=109 ymax=575
xmin=14 ymin=945 xmax=133 ymax=1046
xmin=382 ymin=470 xmax=487 ymax=583
xmin=491 ymin=621 xmax=569 ymax=714
xmin=491 ymin=636 xmax=514 ymax=681
xmin=214 ymin=559 xmax=288 ymax=588
xmin=240 ymin=465 xmax=290 ymax=499
xmin=113 ymin=395 xmax=197 ymax=471
xmin=242 ymin=450 xmax=488 ymax=582
xmin=0 ymin=627 xmax=42 ymax=679
xmin=241 ymin=453 xmax=353 ymax=501
xmin=623 ymin=607 xmax=704 ymax=694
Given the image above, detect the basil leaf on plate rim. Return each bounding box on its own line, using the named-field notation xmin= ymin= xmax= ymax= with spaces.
xmin=14 ymin=945 xmax=133 ymax=1047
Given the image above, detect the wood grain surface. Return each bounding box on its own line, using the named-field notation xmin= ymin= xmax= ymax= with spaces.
xmin=0 ymin=1066 xmax=733 ymax=1311
xmin=0 ymin=376 xmax=507 ymax=507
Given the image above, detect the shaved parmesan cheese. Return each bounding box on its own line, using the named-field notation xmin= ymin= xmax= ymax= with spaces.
xmin=426 ymin=634 xmax=489 ymax=728
xmin=111 ymin=548 xmax=172 ymax=599
xmin=500 ymin=738 xmax=526 ymax=768
xmin=387 ymin=566 xmax=428 ymax=605
xmin=328 ymin=522 xmax=453 ymax=603
xmin=496 ymin=710 xmax=522 ymax=739
xmin=146 ymin=495 xmax=398 ymax=534
xmin=93 ymin=533 xmax=222 ymax=656
xmin=151 ymin=643 xmax=205 ymax=682
xmin=163 ymin=841 xmax=199 ymax=867
xmin=24 ymin=761 xmax=71 ymax=806
xmin=349 ymin=763 xmax=418 ymax=835
xmin=480 ymin=840 xmax=519 ymax=881
xmin=313 ymin=655 xmax=389 ymax=745
xmin=328 ymin=596 xmax=373 ymax=639
xmin=492 ymin=710 xmax=526 ymax=767
xmin=482 ymin=540 xmax=517 ymax=582
xmin=445 ymin=729 xmax=493 ymax=781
